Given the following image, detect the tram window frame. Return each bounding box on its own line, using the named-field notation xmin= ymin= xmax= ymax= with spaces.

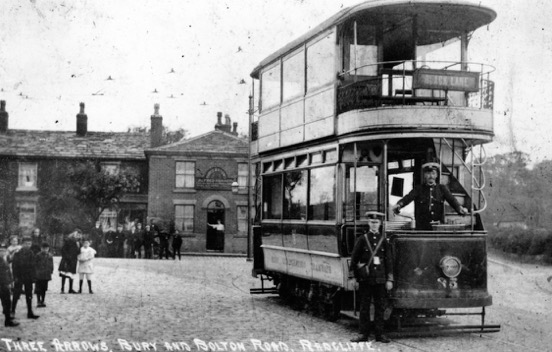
xmin=282 ymin=48 xmax=306 ymax=102
xmin=306 ymin=31 xmax=336 ymax=93
xmin=343 ymin=21 xmax=379 ymax=79
xmin=344 ymin=163 xmax=381 ymax=221
xmin=261 ymin=161 xmax=338 ymax=223
xmin=283 ymin=170 xmax=308 ymax=220
xmin=261 ymin=62 xmax=282 ymax=111
xmin=308 ymin=165 xmax=336 ymax=221
xmin=296 ymin=155 xmax=308 ymax=168
xmin=263 ymin=174 xmax=283 ymax=220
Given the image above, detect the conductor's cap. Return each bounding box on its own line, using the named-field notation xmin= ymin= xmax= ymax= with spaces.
xmin=365 ymin=211 xmax=384 ymax=220
xmin=422 ymin=162 xmax=440 ymax=172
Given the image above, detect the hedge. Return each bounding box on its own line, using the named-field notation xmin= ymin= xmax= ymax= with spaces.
xmin=488 ymin=227 xmax=552 ymax=264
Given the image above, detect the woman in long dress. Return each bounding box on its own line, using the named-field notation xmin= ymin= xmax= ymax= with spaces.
xmin=58 ymin=230 xmax=81 ymax=294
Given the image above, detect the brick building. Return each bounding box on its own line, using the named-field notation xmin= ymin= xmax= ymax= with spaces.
xmin=0 ymin=100 xmax=158 ymax=239
xmin=145 ymin=112 xmax=249 ymax=253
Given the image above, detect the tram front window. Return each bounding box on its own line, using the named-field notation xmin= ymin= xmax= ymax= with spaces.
xmin=345 ymin=165 xmax=379 ymax=221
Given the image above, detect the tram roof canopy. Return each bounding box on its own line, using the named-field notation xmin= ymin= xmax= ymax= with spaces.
xmin=250 ymin=0 xmax=497 ymax=78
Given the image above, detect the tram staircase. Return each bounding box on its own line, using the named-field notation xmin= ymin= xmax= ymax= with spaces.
xmin=434 ymin=138 xmax=487 ymax=231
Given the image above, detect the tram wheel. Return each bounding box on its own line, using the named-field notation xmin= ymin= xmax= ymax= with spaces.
xmin=323 ymin=290 xmax=341 ymax=322
xmin=323 ymin=302 xmax=340 ymax=322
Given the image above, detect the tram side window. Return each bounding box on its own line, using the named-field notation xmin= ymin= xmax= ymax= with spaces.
xmin=343 ymin=23 xmax=378 ymax=78
xmin=283 ymin=170 xmax=308 ymax=220
xmin=263 ymin=175 xmax=283 ymax=219
xmin=344 ymin=165 xmax=379 ymax=221
xmin=283 ymin=49 xmax=305 ymax=101
xmin=261 ymin=64 xmax=281 ymax=110
xmin=306 ymin=32 xmax=336 ymax=92
xmin=309 ymin=166 xmax=336 ymax=220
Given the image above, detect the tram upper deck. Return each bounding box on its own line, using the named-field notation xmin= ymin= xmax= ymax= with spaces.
xmin=249 ymin=0 xmax=497 ymax=157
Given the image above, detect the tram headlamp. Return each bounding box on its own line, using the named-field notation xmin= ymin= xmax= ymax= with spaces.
xmin=440 ymin=256 xmax=462 ymax=278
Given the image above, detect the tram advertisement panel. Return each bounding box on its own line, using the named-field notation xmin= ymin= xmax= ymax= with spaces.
xmin=262 ymin=246 xmax=347 ymax=287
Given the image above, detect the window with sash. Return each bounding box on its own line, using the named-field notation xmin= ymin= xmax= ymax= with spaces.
xmin=176 ymin=161 xmax=195 ymax=188
xmin=18 ymin=162 xmax=38 ymax=190
xmin=237 ymin=206 xmax=248 ymax=235
xmin=175 ymin=205 xmax=194 ymax=233
xmin=238 ymin=163 xmax=248 ymax=189
xmin=17 ymin=201 xmax=36 ymax=228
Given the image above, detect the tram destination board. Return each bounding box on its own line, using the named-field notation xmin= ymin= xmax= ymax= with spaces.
xmin=413 ymin=68 xmax=480 ymax=92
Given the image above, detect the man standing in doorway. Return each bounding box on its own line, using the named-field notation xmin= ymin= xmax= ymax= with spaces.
xmin=208 ymin=219 xmax=225 ymax=251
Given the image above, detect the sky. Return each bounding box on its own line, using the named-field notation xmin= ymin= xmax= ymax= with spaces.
xmin=0 ymin=0 xmax=551 ymax=163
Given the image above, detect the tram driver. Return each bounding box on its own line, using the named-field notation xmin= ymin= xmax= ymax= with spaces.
xmin=391 ymin=162 xmax=468 ymax=230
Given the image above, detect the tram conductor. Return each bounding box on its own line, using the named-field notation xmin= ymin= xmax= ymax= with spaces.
xmin=350 ymin=211 xmax=393 ymax=343
xmin=392 ymin=162 xmax=468 ymax=230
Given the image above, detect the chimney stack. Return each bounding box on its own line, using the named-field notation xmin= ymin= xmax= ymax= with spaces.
xmin=0 ymin=100 xmax=8 ymax=134
xmin=232 ymin=122 xmax=238 ymax=135
xmin=150 ymin=103 xmax=163 ymax=148
xmin=76 ymin=102 xmax=88 ymax=136
xmin=214 ymin=112 xmax=233 ymax=133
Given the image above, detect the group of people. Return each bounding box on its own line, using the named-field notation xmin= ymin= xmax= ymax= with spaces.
xmin=0 ymin=228 xmax=54 ymax=327
xmin=0 ymin=227 xmax=99 ymax=328
xmin=90 ymin=220 xmax=184 ymax=260
xmin=349 ymin=162 xmax=469 ymax=343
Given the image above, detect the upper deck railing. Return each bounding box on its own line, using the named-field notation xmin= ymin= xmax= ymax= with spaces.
xmin=337 ymin=60 xmax=495 ymax=114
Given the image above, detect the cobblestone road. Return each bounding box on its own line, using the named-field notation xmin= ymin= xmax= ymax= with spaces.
xmin=0 ymin=257 xmax=399 ymax=352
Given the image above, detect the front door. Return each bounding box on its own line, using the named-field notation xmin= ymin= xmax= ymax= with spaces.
xmin=206 ymin=200 xmax=225 ymax=251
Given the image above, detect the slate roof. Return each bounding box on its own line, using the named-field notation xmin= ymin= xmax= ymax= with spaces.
xmin=145 ymin=130 xmax=248 ymax=156
xmin=0 ymin=129 xmax=150 ymax=160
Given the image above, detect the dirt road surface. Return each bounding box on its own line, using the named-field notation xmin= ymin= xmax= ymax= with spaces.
xmin=0 ymin=254 xmax=549 ymax=352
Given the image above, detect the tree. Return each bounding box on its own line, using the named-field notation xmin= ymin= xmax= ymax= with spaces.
xmin=483 ymin=151 xmax=552 ymax=229
xmin=38 ymin=161 xmax=140 ymax=234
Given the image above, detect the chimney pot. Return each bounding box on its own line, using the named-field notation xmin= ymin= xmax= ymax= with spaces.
xmin=0 ymin=100 xmax=8 ymax=133
xmin=151 ymin=103 xmax=163 ymax=148
xmin=232 ymin=122 xmax=238 ymax=135
xmin=76 ymin=102 xmax=88 ymax=136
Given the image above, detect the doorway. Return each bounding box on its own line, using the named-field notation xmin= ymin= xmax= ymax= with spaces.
xmin=206 ymin=200 xmax=225 ymax=251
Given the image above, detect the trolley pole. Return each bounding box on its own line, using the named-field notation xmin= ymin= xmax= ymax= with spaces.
xmin=246 ymin=94 xmax=254 ymax=262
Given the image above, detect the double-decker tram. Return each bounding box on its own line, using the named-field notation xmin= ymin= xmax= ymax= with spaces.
xmin=249 ymin=0 xmax=500 ymax=333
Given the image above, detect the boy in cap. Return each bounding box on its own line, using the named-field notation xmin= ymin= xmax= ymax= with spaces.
xmin=0 ymin=242 xmax=19 ymax=326
xmin=350 ymin=211 xmax=393 ymax=343
xmin=35 ymin=242 xmax=54 ymax=307
xmin=12 ymin=237 xmax=39 ymax=319
xmin=392 ymin=162 xmax=468 ymax=230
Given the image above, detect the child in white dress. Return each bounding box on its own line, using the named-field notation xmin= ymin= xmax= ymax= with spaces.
xmin=77 ymin=240 xmax=96 ymax=294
